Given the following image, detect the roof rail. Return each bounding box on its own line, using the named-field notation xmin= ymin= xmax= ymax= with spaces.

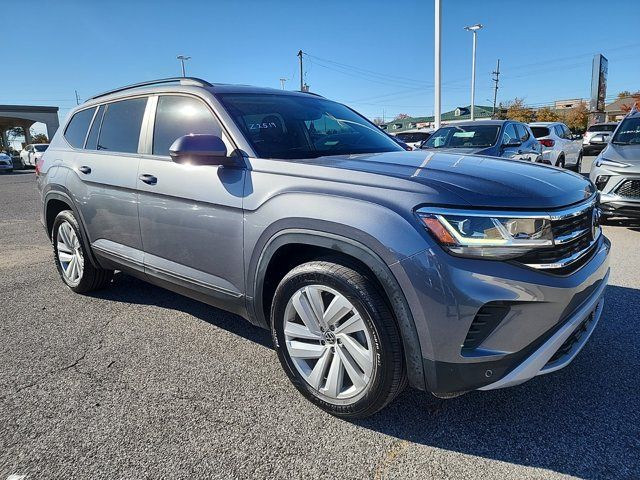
xmin=87 ymin=77 xmax=213 ymax=101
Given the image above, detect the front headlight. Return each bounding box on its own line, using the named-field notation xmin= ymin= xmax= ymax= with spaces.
xmin=416 ymin=209 xmax=553 ymax=259
xmin=595 ymin=157 xmax=630 ymax=168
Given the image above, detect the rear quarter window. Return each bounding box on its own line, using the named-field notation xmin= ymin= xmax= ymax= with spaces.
xmin=64 ymin=107 xmax=96 ymax=148
xmin=530 ymin=126 xmax=550 ymax=138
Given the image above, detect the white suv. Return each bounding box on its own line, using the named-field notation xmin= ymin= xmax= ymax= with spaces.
xmin=20 ymin=143 xmax=49 ymax=168
xmin=529 ymin=122 xmax=583 ymax=170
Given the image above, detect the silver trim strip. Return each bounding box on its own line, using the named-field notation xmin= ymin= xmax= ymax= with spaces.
xmin=524 ymin=228 xmax=601 ymax=270
xmin=416 ymin=196 xmax=597 ymax=220
xmin=554 ymin=228 xmax=589 ymax=245
xmin=479 ymin=270 xmax=608 ymax=391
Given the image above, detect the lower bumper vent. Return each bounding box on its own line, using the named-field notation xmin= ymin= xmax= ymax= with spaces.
xmin=462 ymin=303 xmax=510 ymax=351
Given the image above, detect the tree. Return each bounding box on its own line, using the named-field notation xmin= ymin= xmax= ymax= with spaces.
xmin=618 ymin=90 xmax=632 ymax=99
xmin=535 ymin=106 xmax=559 ymax=122
xmin=504 ymin=98 xmax=534 ymax=123
xmin=31 ymin=133 xmax=49 ymax=143
xmin=562 ymin=101 xmax=589 ymax=133
xmin=372 ymin=117 xmax=385 ymax=126
xmin=393 ymin=113 xmax=411 ymax=120
xmin=620 ymin=91 xmax=640 ymax=113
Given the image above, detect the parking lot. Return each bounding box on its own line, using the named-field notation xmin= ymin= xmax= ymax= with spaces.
xmin=1 ymin=163 xmax=638 ymax=479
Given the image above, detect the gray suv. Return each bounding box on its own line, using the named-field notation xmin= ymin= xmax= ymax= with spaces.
xmin=37 ymin=78 xmax=610 ymax=418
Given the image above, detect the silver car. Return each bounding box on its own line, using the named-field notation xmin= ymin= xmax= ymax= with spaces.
xmin=590 ymin=111 xmax=640 ymax=219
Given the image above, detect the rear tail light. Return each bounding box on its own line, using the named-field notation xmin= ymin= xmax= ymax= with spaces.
xmin=35 ymin=157 xmax=44 ymax=175
xmin=539 ymin=139 xmax=555 ymax=148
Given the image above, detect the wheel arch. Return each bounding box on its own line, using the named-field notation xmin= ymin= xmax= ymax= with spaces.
xmin=252 ymin=229 xmax=426 ymax=390
xmin=44 ymin=189 xmax=101 ymax=269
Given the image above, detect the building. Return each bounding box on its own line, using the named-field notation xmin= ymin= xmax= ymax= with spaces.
xmin=380 ymin=105 xmax=493 ymax=133
xmin=605 ymin=97 xmax=639 ymax=122
xmin=554 ymin=99 xmax=582 ymax=110
xmin=0 ymin=105 xmax=60 ymax=151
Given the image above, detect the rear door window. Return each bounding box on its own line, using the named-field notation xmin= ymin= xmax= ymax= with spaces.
xmin=502 ymin=124 xmax=518 ymax=144
xmin=97 ymin=98 xmax=147 ymax=153
xmin=515 ymin=124 xmax=530 ymax=142
xmin=152 ymin=95 xmax=222 ymax=156
xmin=64 ymin=107 xmax=96 ymax=148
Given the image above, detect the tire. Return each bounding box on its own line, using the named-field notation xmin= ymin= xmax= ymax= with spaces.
xmin=556 ymin=155 xmax=565 ymax=168
xmin=52 ymin=210 xmax=113 ymax=293
xmin=271 ymin=259 xmax=406 ymax=419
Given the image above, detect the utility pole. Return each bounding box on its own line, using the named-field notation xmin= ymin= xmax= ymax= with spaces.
xmin=491 ymin=59 xmax=501 ymax=117
xmin=297 ymin=50 xmax=304 ymax=91
xmin=75 ymin=90 xmax=80 ymax=105
xmin=279 ymin=78 xmax=287 ymax=90
xmin=434 ymin=0 xmax=441 ymax=129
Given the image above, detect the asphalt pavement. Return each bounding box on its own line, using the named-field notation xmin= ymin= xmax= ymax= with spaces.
xmin=1 ymin=164 xmax=638 ymax=479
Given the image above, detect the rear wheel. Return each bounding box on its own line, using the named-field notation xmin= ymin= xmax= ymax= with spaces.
xmin=52 ymin=210 xmax=113 ymax=293
xmin=575 ymin=151 xmax=583 ymax=173
xmin=556 ymin=155 xmax=565 ymax=168
xmin=271 ymin=259 xmax=406 ymax=419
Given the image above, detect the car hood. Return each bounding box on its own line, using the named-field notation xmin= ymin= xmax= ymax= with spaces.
xmin=420 ymin=147 xmax=490 ymax=155
xmin=601 ymin=143 xmax=640 ymax=168
xmin=305 ymin=151 xmax=595 ymax=209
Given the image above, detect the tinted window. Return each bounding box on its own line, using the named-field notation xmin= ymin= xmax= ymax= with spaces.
xmin=396 ymin=132 xmax=431 ymax=143
xmin=588 ymin=124 xmax=616 ymax=132
xmin=554 ymin=125 xmax=565 ymax=138
xmin=152 ymin=95 xmax=222 ymax=156
xmin=64 ymin=107 xmax=96 ymax=148
xmin=562 ymin=125 xmax=573 ymax=138
xmin=423 ymin=125 xmax=500 ymax=148
xmin=502 ymin=124 xmax=518 ymax=144
xmin=218 ymin=93 xmax=402 ymax=159
xmin=34 ymin=145 xmax=48 ymax=152
xmin=531 ymin=126 xmax=550 ymax=138
xmin=85 ymin=105 xmax=105 ymax=150
xmin=516 ymin=124 xmax=530 ymax=142
xmin=97 ymin=98 xmax=147 ymax=153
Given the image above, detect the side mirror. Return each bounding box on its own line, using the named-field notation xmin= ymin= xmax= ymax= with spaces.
xmin=502 ymin=139 xmax=521 ymax=148
xmin=590 ymin=134 xmax=607 ymax=145
xmin=169 ymin=134 xmax=236 ymax=166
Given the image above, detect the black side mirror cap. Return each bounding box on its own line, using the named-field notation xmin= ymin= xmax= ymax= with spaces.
xmin=169 ymin=134 xmax=238 ymax=166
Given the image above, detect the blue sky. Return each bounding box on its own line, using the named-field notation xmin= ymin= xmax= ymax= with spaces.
xmin=3 ymin=0 xmax=640 ymax=126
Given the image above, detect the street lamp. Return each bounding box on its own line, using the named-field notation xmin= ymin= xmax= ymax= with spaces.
xmin=177 ymin=55 xmax=191 ymax=77
xmin=464 ymin=23 xmax=483 ymax=121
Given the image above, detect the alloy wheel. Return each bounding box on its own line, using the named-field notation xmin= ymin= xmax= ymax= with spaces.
xmin=283 ymin=285 xmax=374 ymax=402
xmin=57 ymin=221 xmax=84 ymax=284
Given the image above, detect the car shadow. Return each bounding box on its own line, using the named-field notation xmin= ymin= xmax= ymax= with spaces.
xmin=88 ymin=274 xmax=639 ymax=477
xmin=87 ymin=272 xmax=272 ymax=348
xmin=355 ymin=284 xmax=640 ymax=478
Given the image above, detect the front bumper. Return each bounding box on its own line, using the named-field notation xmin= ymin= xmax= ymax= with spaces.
xmin=0 ymin=162 xmax=13 ymax=170
xmin=392 ymin=232 xmax=610 ymax=396
xmin=590 ymin=165 xmax=640 ymax=218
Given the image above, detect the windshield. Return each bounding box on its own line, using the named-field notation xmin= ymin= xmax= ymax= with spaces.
xmin=422 ymin=125 xmax=500 ymax=149
xmin=530 ymin=127 xmax=550 ymax=138
xmin=34 ymin=145 xmax=48 ymax=152
xmin=218 ymin=93 xmax=403 ymax=159
xmin=588 ymin=124 xmax=616 ymax=132
xmin=612 ymin=117 xmax=640 ymax=145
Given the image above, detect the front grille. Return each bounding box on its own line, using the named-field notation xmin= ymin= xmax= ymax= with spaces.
xmin=462 ymin=303 xmax=510 ymax=352
xmin=514 ymin=204 xmax=598 ymax=274
xmin=547 ymin=309 xmax=596 ymax=364
xmin=616 ymin=180 xmax=640 ymax=199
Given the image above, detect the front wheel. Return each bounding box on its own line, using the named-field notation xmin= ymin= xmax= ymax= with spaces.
xmin=271 ymin=260 xmax=406 ymax=419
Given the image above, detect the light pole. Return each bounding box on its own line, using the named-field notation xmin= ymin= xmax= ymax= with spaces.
xmin=464 ymin=24 xmax=483 ymax=121
xmin=177 ymin=55 xmax=191 ymax=77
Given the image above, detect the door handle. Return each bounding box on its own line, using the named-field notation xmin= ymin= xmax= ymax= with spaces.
xmin=79 ymin=166 xmax=92 ymax=174
xmin=139 ymin=174 xmax=157 ymax=185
